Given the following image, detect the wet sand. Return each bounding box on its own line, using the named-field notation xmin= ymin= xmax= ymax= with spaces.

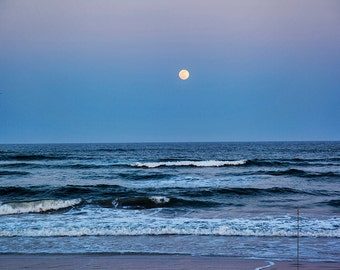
xmin=0 ymin=254 xmax=339 ymax=270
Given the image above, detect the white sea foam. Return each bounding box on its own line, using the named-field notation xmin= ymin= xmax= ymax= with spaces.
xmin=134 ymin=160 xmax=247 ymax=168
xmin=0 ymin=198 xmax=82 ymax=215
xmin=1 ymin=209 xmax=339 ymax=238
xmin=255 ymin=261 xmax=275 ymax=270
xmin=150 ymin=196 xmax=170 ymax=204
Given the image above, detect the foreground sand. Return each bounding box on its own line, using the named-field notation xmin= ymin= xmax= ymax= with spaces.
xmin=0 ymin=254 xmax=339 ymax=270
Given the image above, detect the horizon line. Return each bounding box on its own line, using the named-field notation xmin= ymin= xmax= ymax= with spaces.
xmin=1 ymin=140 xmax=339 ymax=145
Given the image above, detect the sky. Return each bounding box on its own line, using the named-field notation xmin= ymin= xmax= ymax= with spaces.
xmin=0 ymin=0 xmax=340 ymax=143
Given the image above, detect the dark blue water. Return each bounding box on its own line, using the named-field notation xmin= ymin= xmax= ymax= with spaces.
xmin=0 ymin=142 xmax=339 ymax=261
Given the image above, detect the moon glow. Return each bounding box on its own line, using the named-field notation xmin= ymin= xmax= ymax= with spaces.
xmin=179 ymin=69 xmax=190 ymax=80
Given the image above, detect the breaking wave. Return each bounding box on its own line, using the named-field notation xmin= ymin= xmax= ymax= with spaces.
xmin=97 ymin=196 xmax=218 ymax=209
xmin=134 ymin=160 xmax=247 ymax=168
xmin=109 ymin=196 xmax=171 ymax=209
xmin=1 ymin=213 xmax=339 ymax=238
xmin=0 ymin=198 xmax=82 ymax=215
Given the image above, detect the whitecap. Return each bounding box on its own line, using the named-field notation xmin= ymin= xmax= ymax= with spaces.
xmin=0 ymin=198 xmax=82 ymax=215
xmin=134 ymin=160 xmax=247 ymax=168
xmin=150 ymin=196 xmax=170 ymax=204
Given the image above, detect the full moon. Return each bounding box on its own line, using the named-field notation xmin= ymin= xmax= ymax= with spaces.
xmin=179 ymin=69 xmax=190 ymax=80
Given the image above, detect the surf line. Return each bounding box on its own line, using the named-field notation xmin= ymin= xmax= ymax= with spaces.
xmin=254 ymin=261 xmax=275 ymax=270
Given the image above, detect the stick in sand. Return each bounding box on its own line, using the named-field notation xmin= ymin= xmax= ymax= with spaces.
xmin=297 ymin=208 xmax=300 ymax=270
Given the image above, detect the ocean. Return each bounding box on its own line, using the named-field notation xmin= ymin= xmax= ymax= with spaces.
xmin=0 ymin=142 xmax=339 ymax=261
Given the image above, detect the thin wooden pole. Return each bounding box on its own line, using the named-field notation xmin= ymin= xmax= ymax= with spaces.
xmin=297 ymin=208 xmax=300 ymax=270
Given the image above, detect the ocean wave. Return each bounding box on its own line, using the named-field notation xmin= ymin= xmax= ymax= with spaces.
xmin=267 ymin=169 xmax=340 ymax=178
xmin=1 ymin=154 xmax=66 ymax=161
xmin=118 ymin=172 xmax=172 ymax=180
xmin=0 ymin=186 xmax=43 ymax=198
xmin=58 ymin=164 xmax=107 ymax=169
xmin=98 ymin=148 xmax=137 ymax=153
xmin=327 ymin=200 xmax=340 ymax=208
xmin=0 ymin=170 xmax=30 ymax=176
xmin=0 ymin=185 xmax=127 ymax=200
xmin=178 ymin=187 xmax=305 ymax=198
xmin=149 ymin=196 xmax=170 ymax=204
xmin=133 ymin=160 xmax=247 ymax=168
xmin=1 ymin=214 xmax=339 ymax=238
xmin=112 ymin=196 xmax=171 ymax=209
xmin=0 ymin=185 xmax=312 ymax=206
xmin=0 ymin=162 xmax=42 ymax=169
xmin=97 ymin=196 xmax=218 ymax=209
xmin=107 ymin=196 xmax=171 ymax=209
xmin=247 ymin=158 xmax=339 ymax=168
xmin=0 ymin=198 xmax=82 ymax=215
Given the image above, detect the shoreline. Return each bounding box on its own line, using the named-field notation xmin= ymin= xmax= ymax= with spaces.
xmin=0 ymin=254 xmax=339 ymax=270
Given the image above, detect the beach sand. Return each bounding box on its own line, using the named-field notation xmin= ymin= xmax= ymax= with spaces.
xmin=0 ymin=254 xmax=339 ymax=270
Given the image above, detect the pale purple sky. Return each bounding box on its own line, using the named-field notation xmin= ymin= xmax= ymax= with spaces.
xmin=1 ymin=0 xmax=339 ymax=143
